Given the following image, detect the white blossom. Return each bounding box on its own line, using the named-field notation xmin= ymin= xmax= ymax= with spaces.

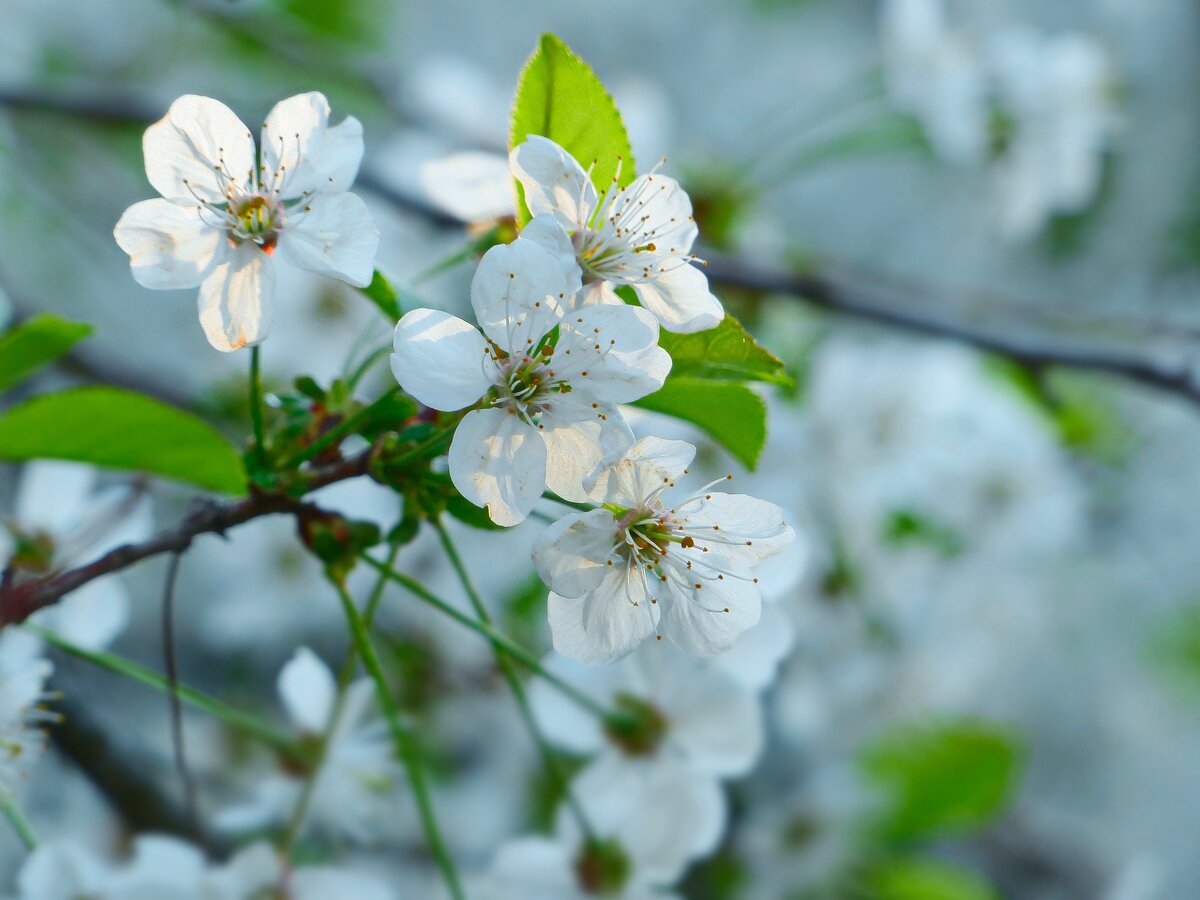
xmin=0 ymin=629 xmax=53 ymax=801
xmin=114 ymin=93 xmax=380 ymax=351
xmin=988 ymin=29 xmax=1118 ymax=239
xmin=391 ymin=237 xmax=670 ymax=526
xmin=533 ymin=437 xmax=794 ymax=664
xmin=216 ymin=648 xmax=400 ymax=843
xmin=881 ymin=0 xmax=989 ymax=165
xmin=0 ymin=461 xmax=152 ymax=650
xmin=510 ymin=136 xmax=722 ymax=334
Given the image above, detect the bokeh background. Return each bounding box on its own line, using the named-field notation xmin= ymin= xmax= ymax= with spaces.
xmin=1 ymin=0 xmax=1198 ymax=896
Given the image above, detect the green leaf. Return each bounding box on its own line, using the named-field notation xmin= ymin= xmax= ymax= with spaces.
xmin=635 ymin=377 xmax=766 ymax=470
xmin=1148 ymin=603 xmax=1200 ymax=702
xmin=859 ymin=719 xmax=1021 ymax=843
xmin=0 ymin=387 xmax=247 ymax=495
xmin=510 ymin=33 xmax=635 ymax=225
xmin=883 ymin=509 xmax=965 ymax=558
xmin=862 ymin=858 xmax=998 ymax=900
xmin=358 ymin=270 xmax=402 ymax=321
xmin=657 ymin=315 xmax=792 ymax=386
xmin=0 ymin=315 xmax=92 ymax=393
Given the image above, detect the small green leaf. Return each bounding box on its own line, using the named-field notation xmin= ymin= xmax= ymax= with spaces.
xmin=0 ymin=387 xmax=247 ymax=495
xmin=358 ymin=270 xmax=402 ymax=321
xmin=445 ymin=494 xmax=505 ymax=531
xmin=1148 ymin=603 xmax=1200 ymax=702
xmin=658 ymin=315 xmax=792 ymax=386
xmin=883 ymin=509 xmax=965 ymax=558
xmin=0 ymin=315 xmax=92 ymax=393
xmin=862 ymin=858 xmax=998 ymax=900
xmin=634 ymin=377 xmax=766 ymax=470
xmin=510 ymin=33 xmax=635 ymax=225
xmin=860 ymin=719 xmax=1021 ymax=843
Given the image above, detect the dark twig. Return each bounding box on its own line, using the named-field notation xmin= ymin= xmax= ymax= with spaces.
xmin=160 ymin=551 xmax=199 ymax=841
xmin=0 ymin=450 xmax=374 ymax=628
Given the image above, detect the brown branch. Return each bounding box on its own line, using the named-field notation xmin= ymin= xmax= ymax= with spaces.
xmin=0 ymin=450 xmax=374 ymax=628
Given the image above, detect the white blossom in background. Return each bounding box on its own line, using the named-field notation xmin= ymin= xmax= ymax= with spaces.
xmin=217 ymin=648 xmax=400 ymax=843
xmin=0 ymin=629 xmax=53 ymax=801
xmin=880 ymin=0 xmax=989 ymax=165
xmin=471 ymin=755 xmax=720 ymax=898
xmin=419 ymin=151 xmax=515 ymax=224
xmin=114 ymin=93 xmax=380 ymax=351
xmin=391 ymin=237 xmax=670 ymax=526
xmin=0 ymin=461 xmax=153 ymax=650
xmin=534 ymin=437 xmax=794 ymax=663
xmin=511 ymin=136 xmax=723 ymax=334
xmin=529 ymin=644 xmax=765 ymax=781
xmin=988 ymin=29 xmax=1119 ymax=240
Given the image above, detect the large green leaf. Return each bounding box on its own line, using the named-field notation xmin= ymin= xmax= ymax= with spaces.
xmin=635 ymin=377 xmax=766 ymax=470
xmin=357 ymin=269 xmax=402 ymax=321
xmin=658 ymin=315 xmax=792 ymax=386
xmin=510 ymin=33 xmax=635 ymax=225
xmin=859 ymin=719 xmax=1021 ymax=843
xmin=863 ymin=859 xmax=998 ymax=900
xmin=0 ymin=387 xmax=247 ymax=495
xmin=0 ymin=315 xmax=92 ymax=393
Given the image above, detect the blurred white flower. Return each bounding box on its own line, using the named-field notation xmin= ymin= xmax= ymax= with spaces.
xmin=391 ymin=237 xmax=669 ymax=525
xmin=114 ymin=93 xmax=380 ymax=352
xmin=216 ymin=648 xmax=400 ymax=843
xmin=881 ymin=0 xmax=989 ymax=165
xmin=989 ymin=29 xmax=1119 ymax=239
xmin=1 ymin=461 xmax=152 ymax=650
xmin=534 ymin=437 xmax=794 ymax=663
xmin=511 ymin=136 xmax=722 ymax=334
xmin=420 ymin=152 xmax=515 ymax=223
xmin=0 ymin=628 xmax=53 ymax=800
xmin=529 ymin=643 xmax=764 ymax=780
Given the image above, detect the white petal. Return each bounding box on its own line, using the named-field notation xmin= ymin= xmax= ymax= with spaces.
xmin=278 ymin=191 xmax=379 ymax=287
xmin=31 ymin=579 xmax=129 ymax=650
xmin=632 ymin=262 xmax=723 ymax=334
xmin=584 ymin=436 xmax=696 ymax=506
xmin=660 ymin=564 xmax=761 ymax=657
xmin=540 ymin=398 xmax=633 ymax=502
xmin=278 ymin=647 xmax=336 ymax=733
xmin=556 ymin=304 xmax=671 ymax=403
xmin=517 ymin=214 xmax=581 ymax=279
xmin=143 ymin=95 xmax=256 ymax=204
xmin=15 ymin=461 xmax=96 ymax=535
xmin=261 ymin=92 xmax=364 ymax=198
xmin=667 ymin=660 xmax=764 ymax=777
xmin=420 ymin=151 xmax=513 ymax=222
xmin=197 ymin=243 xmax=275 ymax=351
xmin=572 ymin=279 xmax=622 ymax=309
xmin=17 ymin=843 xmax=108 ymax=897
xmin=292 ymin=869 xmax=395 ymax=900
xmin=532 ymin=508 xmax=619 ymax=598
xmin=114 ymin=199 xmax=225 ymax=289
xmin=547 ymin=568 xmax=659 ymax=666
xmin=390 ymin=308 xmax=491 ymax=411
xmin=487 ymin=837 xmax=578 ymax=892
xmin=470 ymin=238 xmax=577 ymax=351
xmin=682 ymin=493 xmax=795 ymax=562
xmin=526 ymin=653 xmax=610 ymax=755
xmin=566 ymin=755 xmax=726 ymax=884
xmin=510 ymin=135 xmax=597 ymax=230
xmin=448 ymin=408 xmax=547 ymax=527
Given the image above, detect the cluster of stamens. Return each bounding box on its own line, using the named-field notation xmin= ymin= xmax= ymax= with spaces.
xmin=571 ymin=157 xmax=705 ymax=284
xmin=182 ymin=131 xmax=318 ymax=255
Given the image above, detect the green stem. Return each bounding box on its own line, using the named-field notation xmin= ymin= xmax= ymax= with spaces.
xmin=540 ymin=491 xmax=594 ymax=513
xmin=281 ymin=385 xmax=402 ymax=469
xmin=357 ymin=552 xmax=619 ymax=724
xmin=0 ymin=792 xmax=37 ymax=850
xmin=249 ymin=345 xmax=268 ymax=470
xmin=384 ymin=423 xmax=457 ymax=469
xmin=328 ymin=575 xmax=464 ymax=900
xmin=279 ymin=544 xmax=400 ymax=854
xmin=347 ymin=342 xmax=393 ymax=390
xmin=29 ymin=625 xmax=299 ymax=761
xmin=433 ymin=519 xmax=595 ymax=840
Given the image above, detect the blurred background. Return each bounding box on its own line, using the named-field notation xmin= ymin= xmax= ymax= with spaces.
xmin=1 ymin=0 xmax=1198 ymax=897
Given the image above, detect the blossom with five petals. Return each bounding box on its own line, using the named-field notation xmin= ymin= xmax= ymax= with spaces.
xmin=114 ymin=93 xmax=380 ymax=351
xmin=510 ymin=135 xmax=722 ymax=334
xmin=391 ymin=237 xmax=671 ymax=526
xmin=533 ymin=437 xmax=794 ymax=664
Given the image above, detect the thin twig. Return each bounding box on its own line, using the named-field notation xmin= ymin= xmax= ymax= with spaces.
xmin=161 ymin=552 xmax=199 ymax=841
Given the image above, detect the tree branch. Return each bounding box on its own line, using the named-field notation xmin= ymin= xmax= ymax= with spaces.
xmin=0 ymin=450 xmax=373 ymax=628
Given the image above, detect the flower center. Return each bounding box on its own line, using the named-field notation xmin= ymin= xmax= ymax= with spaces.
xmin=228 ymin=193 xmax=285 ymax=253
xmin=488 ymin=331 xmax=572 ymax=426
